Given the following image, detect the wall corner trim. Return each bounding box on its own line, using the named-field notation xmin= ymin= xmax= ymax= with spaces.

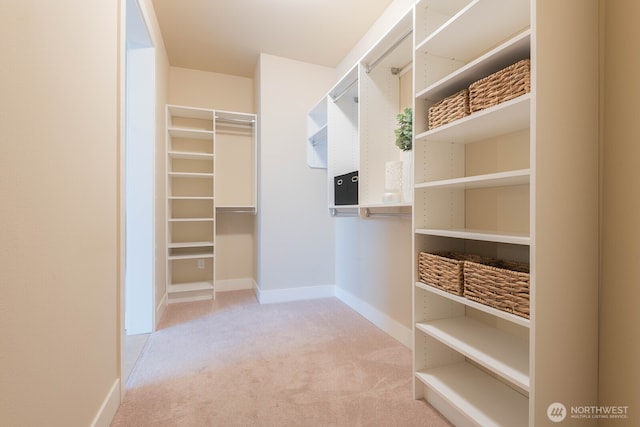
xmin=90 ymin=378 xmax=121 ymax=427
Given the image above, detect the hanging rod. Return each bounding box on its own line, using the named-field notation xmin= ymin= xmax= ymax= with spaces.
xmin=215 ymin=116 xmax=255 ymax=124
xmin=329 ymin=208 xmax=359 ymax=217
xmin=362 ymin=208 xmax=411 ymax=219
xmin=329 ymin=78 xmax=358 ymax=103
xmin=365 ymin=28 xmax=413 ymax=74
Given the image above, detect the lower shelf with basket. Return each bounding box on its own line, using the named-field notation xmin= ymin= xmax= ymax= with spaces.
xmin=418 ymin=251 xmax=530 ymax=319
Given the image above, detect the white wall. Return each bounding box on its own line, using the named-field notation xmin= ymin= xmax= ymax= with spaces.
xmin=256 ymin=54 xmax=336 ymax=302
xmin=0 ymin=1 xmax=120 ymax=425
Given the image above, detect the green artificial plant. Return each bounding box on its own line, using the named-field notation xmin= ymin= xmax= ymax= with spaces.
xmin=394 ymin=107 xmax=413 ymax=151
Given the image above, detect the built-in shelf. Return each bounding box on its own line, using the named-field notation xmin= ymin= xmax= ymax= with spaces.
xmin=416 ymin=94 xmax=531 ymax=144
xmin=168 ymin=241 xmax=214 ymax=248
xmin=415 ymin=0 xmax=530 ymax=63
xmin=416 ymin=317 xmax=529 ymax=390
xmin=168 ymin=252 xmax=214 ymax=261
xmin=416 ymin=169 xmax=529 ymax=190
xmin=168 ymin=151 xmax=214 ymax=160
xmin=167 ymin=281 xmax=214 ymax=294
xmin=168 ymin=128 xmax=214 ymax=140
xmin=169 ymin=196 xmax=215 ymax=200
xmin=415 ymin=228 xmax=530 ymax=246
xmin=216 ymin=206 xmax=257 ymax=214
xmin=168 ymin=218 xmax=214 ymax=222
xmin=415 ymin=362 xmax=528 ymax=427
xmin=416 ymin=281 xmax=530 ymax=328
xmin=417 ymin=30 xmax=531 ymax=102
xmin=168 ymin=172 xmax=214 ymax=178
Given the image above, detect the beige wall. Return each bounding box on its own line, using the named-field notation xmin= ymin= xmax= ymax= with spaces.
xmin=169 ymin=67 xmax=255 ymax=113
xmin=599 ymin=0 xmax=640 ymax=423
xmin=0 ymin=1 xmax=120 ymax=426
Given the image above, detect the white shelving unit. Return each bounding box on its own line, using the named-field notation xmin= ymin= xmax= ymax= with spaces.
xmin=165 ymin=105 xmax=257 ymax=303
xmin=166 ymin=105 xmax=216 ymax=303
xmin=412 ymin=0 xmax=599 ymax=425
xmin=413 ymin=0 xmax=532 ymax=424
xmin=327 ymin=65 xmax=359 ymax=213
xmin=307 ymin=96 xmax=328 ymax=168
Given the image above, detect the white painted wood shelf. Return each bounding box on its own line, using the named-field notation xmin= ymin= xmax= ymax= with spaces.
xmin=415 ymin=362 xmax=528 ymax=427
xmin=415 ymin=169 xmax=530 ymax=190
xmin=415 ymin=282 xmax=530 ymax=328
xmin=416 ymin=317 xmax=529 ymax=390
xmin=415 ymin=228 xmax=530 ymax=246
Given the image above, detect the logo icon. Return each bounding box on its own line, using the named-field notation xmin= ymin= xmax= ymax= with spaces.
xmin=547 ymin=402 xmax=567 ymax=422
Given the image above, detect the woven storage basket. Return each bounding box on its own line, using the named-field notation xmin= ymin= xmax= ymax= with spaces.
xmin=428 ymin=89 xmax=470 ymax=130
xmin=469 ymin=59 xmax=531 ymax=113
xmin=418 ymin=252 xmax=489 ymax=296
xmin=463 ymin=259 xmax=530 ymax=318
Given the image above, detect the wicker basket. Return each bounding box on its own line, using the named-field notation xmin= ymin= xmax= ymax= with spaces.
xmin=418 ymin=252 xmax=488 ymax=296
xmin=469 ymin=59 xmax=531 ymax=113
xmin=463 ymin=259 xmax=530 ymax=318
xmin=428 ymin=89 xmax=470 ymax=130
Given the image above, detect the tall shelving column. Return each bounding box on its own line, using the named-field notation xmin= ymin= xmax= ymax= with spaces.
xmin=166 ymin=105 xmax=216 ymax=303
xmin=412 ymin=0 xmax=531 ymax=425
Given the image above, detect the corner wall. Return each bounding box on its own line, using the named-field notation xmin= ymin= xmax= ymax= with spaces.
xmin=599 ymin=0 xmax=640 ymax=423
xmin=256 ymin=54 xmax=336 ymax=302
xmin=0 ymin=1 xmax=120 ymax=425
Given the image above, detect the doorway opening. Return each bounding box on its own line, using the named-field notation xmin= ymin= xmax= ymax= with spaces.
xmin=123 ymin=0 xmax=156 ymax=383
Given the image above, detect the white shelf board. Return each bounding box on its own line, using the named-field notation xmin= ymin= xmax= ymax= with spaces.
xmin=169 ymin=196 xmax=214 ymax=200
xmin=168 ymin=172 xmax=214 ymax=179
xmin=415 ymin=0 xmax=530 ymax=62
xmin=168 ymin=150 xmax=214 ymax=160
xmin=415 ymin=361 xmax=528 ymax=427
xmin=417 ymin=30 xmax=531 ymax=102
xmin=416 ymin=94 xmax=531 ymax=144
xmin=168 ymin=252 xmax=214 ymax=260
xmin=415 ymin=228 xmax=530 ymax=246
xmin=168 ymin=127 xmax=214 ymax=140
xmin=416 ymin=317 xmax=529 ymax=391
xmin=167 ymin=281 xmax=214 ymax=294
xmin=416 ymin=169 xmax=530 ymax=190
xmin=168 ymin=218 xmax=214 ymax=222
xmin=216 ymin=206 xmax=257 ymax=213
xmin=308 ymin=124 xmax=328 ymax=146
xmin=168 ymin=241 xmax=214 ymax=249
xmin=415 ymin=282 xmax=530 ymax=328
xmin=168 ymin=105 xmax=213 ymax=120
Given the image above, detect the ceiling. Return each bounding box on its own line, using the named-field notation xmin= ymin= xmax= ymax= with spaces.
xmin=151 ymin=0 xmax=395 ymax=78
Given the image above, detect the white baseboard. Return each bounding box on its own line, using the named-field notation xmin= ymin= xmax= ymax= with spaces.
xmin=257 ymin=284 xmax=335 ymax=304
xmin=335 ymin=286 xmax=413 ymax=349
xmin=216 ymin=278 xmax=256 ymax=292
xmin=90 ymin=379 xmax=120 ymax=427
xmin=155 ymin=292 xmax=167 ymax=329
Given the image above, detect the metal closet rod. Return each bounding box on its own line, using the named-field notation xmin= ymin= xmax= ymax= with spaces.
xmin=329 ymin=208 xmax=358 ymax=217
xmin=329 ymin=78 xmax=358 ymax=103
xmin=365 ymin=28 xmax=413 ymax=74
xmin=215 ymin=116 xmax=255 ymax=124
xmin=361 ymin=208 xmax=411 ymax=219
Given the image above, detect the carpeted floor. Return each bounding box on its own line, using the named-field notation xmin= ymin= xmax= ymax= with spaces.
xmin=111 ymin=290 xmax=452 ymax=427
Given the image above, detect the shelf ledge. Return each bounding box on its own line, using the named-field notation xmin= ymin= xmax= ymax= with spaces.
xmin=416 ymin=362 xmax=528 ymax=427
xmin=415 ymin=282 xmax=530 ymax=328
xmin=416 ymin=317 xmax=529 ymax=391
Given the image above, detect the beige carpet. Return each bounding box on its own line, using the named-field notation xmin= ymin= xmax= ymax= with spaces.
xmin=111 ymin=290 xmax=452 ymax=427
